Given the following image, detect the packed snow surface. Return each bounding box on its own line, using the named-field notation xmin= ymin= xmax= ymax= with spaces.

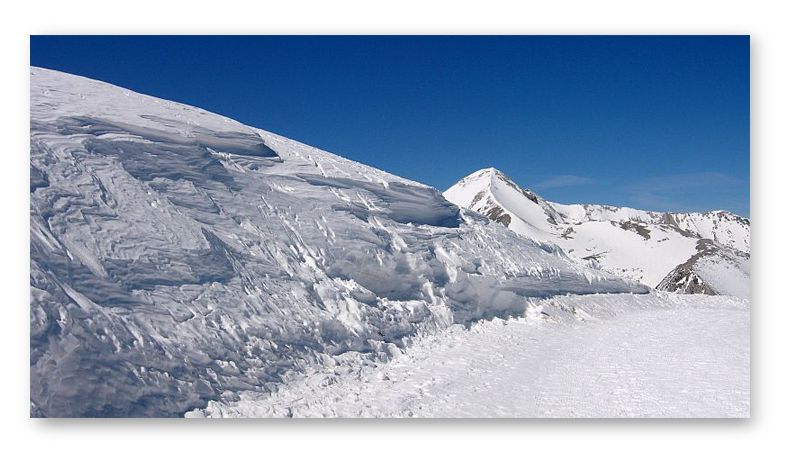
xmin=30 ymin=68 xmax=646 ymax=417
xmin=188 ymin=293 xmax=749 ymax=418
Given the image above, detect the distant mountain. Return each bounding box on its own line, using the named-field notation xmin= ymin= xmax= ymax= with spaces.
xmin=30 ymin=68 xmax=646 ymax=417
xmin=445 ymin=168 xmax=750 ymax=298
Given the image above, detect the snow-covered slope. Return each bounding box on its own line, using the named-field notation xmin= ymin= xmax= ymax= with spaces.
xmin=30 ymin=68 xmax=645 ymax=417
xmin=445 ymin=168 xmax=750 ymax=296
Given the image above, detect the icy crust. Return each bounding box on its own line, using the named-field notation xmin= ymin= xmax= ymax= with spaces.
xmin=30 ymin=68 xmax=644 ymax=417
xmin=187 ymin=292 xmax=749 ymax=418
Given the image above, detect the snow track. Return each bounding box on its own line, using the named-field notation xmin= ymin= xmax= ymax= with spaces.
xmin=189 ymin=293 xmax=749 ymax=418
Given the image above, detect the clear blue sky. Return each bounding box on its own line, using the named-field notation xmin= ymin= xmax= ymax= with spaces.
xmin=31 ymin=36 xmax=749 ymax=216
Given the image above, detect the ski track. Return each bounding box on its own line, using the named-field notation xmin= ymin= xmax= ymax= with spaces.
xmin=189 ymin=293 xmax=749 ymax=418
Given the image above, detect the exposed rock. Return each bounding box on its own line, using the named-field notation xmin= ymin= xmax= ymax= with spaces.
xmin=485 ymin=206 xmax=512 ymax=227
xmin=656 ymin=266 xmax=717 ymax=295
xmin=619 ymin=221 xmax=651 ymax=240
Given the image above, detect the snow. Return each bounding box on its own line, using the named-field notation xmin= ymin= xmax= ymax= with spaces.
xmin=555 ymin=220 xmax=698 ymax=287
xmin=553 ymin=203 xmax=750 ymax=254
xmin=30 ymin=68 xmax=645 ymax=417
xmin=445 ymin=168 xmax=750 ymax=297
xmin=30 ymin=68 xmax=750 ymax=418
xmin=693 ymin=251 xmax=751 ymax=300
xmin=187 ymin=293 xmax=749 ymax=418
xmin=444 ymin=168 xmax=560 ymax=242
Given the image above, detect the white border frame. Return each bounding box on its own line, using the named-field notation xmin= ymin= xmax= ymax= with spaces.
xmin=2 ymin=1 xmax=782 ymax=459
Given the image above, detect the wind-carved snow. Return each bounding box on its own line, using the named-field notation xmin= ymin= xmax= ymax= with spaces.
xmin=30 ymin=68 xmax=645 ymax=417
xmin=188 ymin=293 xmax=749 ymax=418
xmin=444 ymin=168 xmax=750 ymax=297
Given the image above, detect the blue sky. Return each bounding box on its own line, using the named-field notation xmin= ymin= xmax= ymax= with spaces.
xmin=31 ymin=36 xmax=749 ymax=216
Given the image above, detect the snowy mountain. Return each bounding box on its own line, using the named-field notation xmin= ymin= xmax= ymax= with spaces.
xmin=29 ymin=68 xmax=646 ymax=417
xmin=444 ymin=168 xmax=750 ymax=298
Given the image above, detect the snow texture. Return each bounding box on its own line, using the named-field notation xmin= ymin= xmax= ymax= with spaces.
xmin=188 ymin=293 xmax=749 ymax=418
xmin=30 ymin=68 xmax=646 ymax=417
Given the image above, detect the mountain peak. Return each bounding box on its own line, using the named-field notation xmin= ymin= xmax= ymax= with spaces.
xmin=445 ymin=166 xmax=564 ymax=238
xmin=452 ymin=167 xmax=525 ymax=194
xmin=464 ymin=167 xmax=509 ymax=181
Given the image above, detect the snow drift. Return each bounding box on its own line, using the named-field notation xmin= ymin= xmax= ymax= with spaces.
xmin=30 ymin=68 xmax=645 ymax=417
